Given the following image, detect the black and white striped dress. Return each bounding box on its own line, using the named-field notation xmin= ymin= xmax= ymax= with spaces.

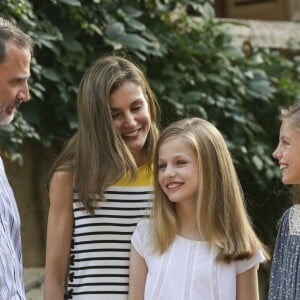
xmin=65 ymin=165 xmax=153 ymax=299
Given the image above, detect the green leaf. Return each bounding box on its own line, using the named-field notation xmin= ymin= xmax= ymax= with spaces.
xmin=155 ymin=0 xmax=176 ymax=12
xmin=115 ymin=33 xmax=150 ymax=51
xmin=63 ymin=38 xmax=84 ymax=52
xmin=0 ymin=124 xmax=14 ymax=133
xmin=57 ymin=0 xmax=81 ymax=6
xmin=121 ymin=5 xmax=143 ymax=18
xmin=198 ymin=2 xmax=215 ymax=19
xmin=252 ymin=155 xmax=263 ymax=170
xmin=89 ymin=24 xmax=103 ymax=36
xmin=207 ymin=74 xmax=229 ymax=87
xmin=182 ymin=91 xmax=205 ymax=104
xmin=127 ymin=19 xmax=146 ymax=32
xmin=248 ymin=80 xmax=276 ymax=97
xmin=42 ymin=68 xmax=60 ymax=82
xmin=105 ymin=22 xmax=125 ymax=39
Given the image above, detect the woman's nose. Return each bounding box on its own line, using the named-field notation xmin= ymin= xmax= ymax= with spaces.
xmin=124 ymin=113 xmax=136 ymax=127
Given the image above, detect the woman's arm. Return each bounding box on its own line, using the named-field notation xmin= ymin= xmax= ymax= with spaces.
xmin=128 ymin=244 xmax=147 ymax=300
xmin=44 ymin=171 xmax=74 ymax=300
xmin=236 ymin=266 xmax=260 ymax=300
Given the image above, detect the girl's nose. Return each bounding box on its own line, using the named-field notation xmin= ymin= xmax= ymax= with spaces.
xmin=165 ymin=166 xmax=175 ymax=178
xmin=272 ymin=146 xmax=280 ymax=160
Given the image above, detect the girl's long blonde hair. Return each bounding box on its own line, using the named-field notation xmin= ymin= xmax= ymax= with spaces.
xmin=152 ymin=117 xmax=268 ymax=262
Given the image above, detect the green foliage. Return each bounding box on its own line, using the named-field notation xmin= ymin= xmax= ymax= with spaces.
xmin=0 ymin=0 xmax=299 ymax=245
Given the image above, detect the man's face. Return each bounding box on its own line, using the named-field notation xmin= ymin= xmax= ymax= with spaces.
xmin=0 ymin=41 xmax=31 ymax=124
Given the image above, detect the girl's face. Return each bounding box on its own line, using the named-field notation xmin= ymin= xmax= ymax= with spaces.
xmin=109 ymin=81 xmax=151 ymax=166
xmin=273 ymin=118 xmax=300 ymax=184
xmin=157 ymin=137 xmax=199 ymax=207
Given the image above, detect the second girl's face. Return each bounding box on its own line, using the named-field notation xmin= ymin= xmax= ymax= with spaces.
xmin=273 ymin=118 xmax=300 ymax=184
xmin=158 ymin=137 xmax=199 ymax=206
xmin=110 ymin=81 xmax=151 ymax=165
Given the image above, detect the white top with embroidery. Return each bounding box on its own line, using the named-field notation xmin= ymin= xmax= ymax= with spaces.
xmin=268 ymin=205 xmax=300 ymax=300
xmin=132 ymin=219 xmax=265 ymax=300
xmin=289 ymin=204 xmax=300 ymax=235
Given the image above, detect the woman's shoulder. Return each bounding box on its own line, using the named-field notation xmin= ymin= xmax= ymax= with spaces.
xmin=49 ymin=169 xmax=74 ymax=200
xmin=51 ymin=169 xmax=73 ymax=185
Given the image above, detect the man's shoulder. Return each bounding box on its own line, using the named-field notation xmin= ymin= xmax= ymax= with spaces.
xmin=0 ymin=156 xmax=4 ymax=171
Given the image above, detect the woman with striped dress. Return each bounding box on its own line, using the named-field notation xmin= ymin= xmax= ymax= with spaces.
xmin=44 ymin=55 xmax=160 ymax=300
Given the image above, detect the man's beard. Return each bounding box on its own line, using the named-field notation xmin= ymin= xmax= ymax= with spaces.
xmin=0 ymin=106 xmax=15 ymax=124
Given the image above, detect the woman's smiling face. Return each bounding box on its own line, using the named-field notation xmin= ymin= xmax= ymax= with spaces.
xmin=110 ymin=81 xmax=151 ymax=166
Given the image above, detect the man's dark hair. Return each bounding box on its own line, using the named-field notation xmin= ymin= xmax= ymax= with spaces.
xmin=0 ymin=17 xmax=33 ymax=63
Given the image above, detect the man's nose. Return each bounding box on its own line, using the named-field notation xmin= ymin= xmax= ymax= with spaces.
xmin=19 ymin=81 xmax=30 ymax=102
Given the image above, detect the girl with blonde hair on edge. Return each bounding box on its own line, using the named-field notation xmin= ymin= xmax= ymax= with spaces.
xmin=129 ymin=117 xmax=268 ymax=300
xmin=44 ymin=55 xmax=160 ymax=300
xmin=269 ymin=102 xmax=300 ymax=300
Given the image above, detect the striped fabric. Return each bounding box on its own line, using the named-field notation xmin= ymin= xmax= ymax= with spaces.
xmin=0 ymin=157 xmax=25 ymax=300
xmin=65 ymin=165 xmax=153 ymax=300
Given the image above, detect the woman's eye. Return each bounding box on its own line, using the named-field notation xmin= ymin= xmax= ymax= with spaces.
xmin=111 ymin=112 xmax=120 ymax=119
xmin=177 ymin=160 xmax=186 ymax=166
xmin=158 ymin=163 xmax=166 ymax=169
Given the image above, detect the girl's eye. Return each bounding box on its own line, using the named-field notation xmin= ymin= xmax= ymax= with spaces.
xmin=132 ymin=105 xmax=141 ymax=112
xmin=282 ymin=139 xmax=289 ymax=145
xmin=177 ymin=160 xmax=186 ymax=166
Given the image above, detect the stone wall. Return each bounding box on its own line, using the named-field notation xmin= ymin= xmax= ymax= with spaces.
xmin=224 ymin=0 xmax=298 ymax=21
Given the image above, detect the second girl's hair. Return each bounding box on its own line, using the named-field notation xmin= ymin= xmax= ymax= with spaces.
xmin=152 ymin=117 xmax=268 ymax=262
xmin=48 ymin=55 xmax=160 ymax=213
xmin=280 ymin=102 xmax=300 ymax=204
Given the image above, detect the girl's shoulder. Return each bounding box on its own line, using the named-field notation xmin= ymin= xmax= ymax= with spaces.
xmin=132 ymin=218 xmax=153 ymax=256
xmin=287 ymin=204 xmax=300 ymax=235
xmin=135 ymin=218 xmax=151 ymax=234
xmin=235 ymin=250 xmax=265 ymax=275
xmin=133 ymin=218 xmax=153 ymax=245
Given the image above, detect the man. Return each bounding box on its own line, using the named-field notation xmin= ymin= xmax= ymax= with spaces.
xmin=0 ymin=16 xmax=33 ymax=299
